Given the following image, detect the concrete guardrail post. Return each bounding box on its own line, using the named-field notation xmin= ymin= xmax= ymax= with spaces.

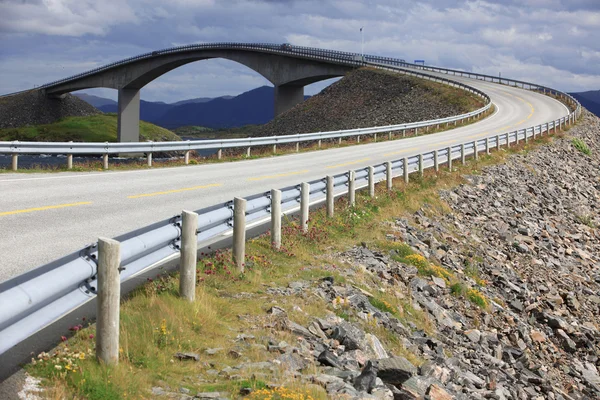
xmin=525 ymin=129 xmax=529 ymax=143
xmin=496 ymin=135 xmax=501 ymax=151
xmin=96 ymin=237 xmax=121 ymax=366
xmin=147 ymin=153 xmax=153 ymax=167
xmin=474 ymin=141 xmax=479 ymax=161
xmin=357 ymin=136 xmax=360 ymax=143
xmin=418 ymin=154 xmax=424 ymax=176
xmin=103 ymin=154 xmax=109 ymax=170
xmin=217 ymin=149 xmax=222 ymax=160
xmin=272 ymin=144 xmax=277 ymax=154
xmin=485 ymin=137 xmax=490 ymax=155
xmin=180 ymin=210 xmax=198 ymax=302
xmin=11 ymin=154 xmax=18 ymax=171
xmin=326 ymin=176 xmax=334 ymax=218
xmin=246 ymin=147 xmax=251 ymax=157
xmin=386 ymin=161 xmax=393 ymax=190
xmin=233 ymin=197 xmax=246 ymax=272
xmin=338 ymin=137 xmax=342 ymax=145
xmin=415 ymin=127 xmax=418 ymax=136
xmin=403 ymin=158 xmax=409 ymax=183
xmin=374 ymin=133 xmax=377 ymax=142
xmin=447 ymin=147 xmax=452 ymax=170
xmin=67 ymin=141 xmax=73 ymax=170
xmin=301 ymin=182 xmax=309 ymax=233
xmin=461 ymin=144 xmax=466 ymax=164
xmin=433 ymin=150 xmax=439 ymax=172
xmin=271 ymin=189 xmax=282 ymax=249
xmin=368 ymin=166 xmax=375 ymax=197
xmin=184 ymin=151 xmax=190 ymax=164
xmin=402 ymin=129 xmax=406 ymax=137
xmin=388 ymin=132 xmax=392 ymax=140
xmin=348 ymin=170 xmax=356 ymax=206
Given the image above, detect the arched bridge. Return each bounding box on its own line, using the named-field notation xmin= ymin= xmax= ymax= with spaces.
xmin=38 ymin=43 xmax=359 ymax=142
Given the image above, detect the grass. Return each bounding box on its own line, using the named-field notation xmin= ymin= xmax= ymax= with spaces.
xmin=0 ymin=114 xmax=180 ymax=142
xmin=25 ymin=119 xmax=576 ymax=398
xmin=572 ymin=138 xmax=591 ymax=156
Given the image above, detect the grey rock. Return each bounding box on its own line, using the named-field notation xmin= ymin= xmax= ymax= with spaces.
xmin=376 ymin=357 xmax=417 ymax=385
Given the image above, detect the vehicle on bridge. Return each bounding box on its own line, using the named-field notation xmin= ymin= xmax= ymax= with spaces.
xmin=280 ymin=43 xmax=292 ymax=50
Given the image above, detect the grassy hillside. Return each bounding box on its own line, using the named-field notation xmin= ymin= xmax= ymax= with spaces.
xmin=0 ymin=113 xmax=181 ymax=142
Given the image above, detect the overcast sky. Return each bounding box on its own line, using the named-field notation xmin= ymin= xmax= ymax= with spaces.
xmin=0 ymin=0 xmax=598 ymax=103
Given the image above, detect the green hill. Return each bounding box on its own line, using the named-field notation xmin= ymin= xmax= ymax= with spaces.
xmin=0 ymin=113 xmax=181 ymax=142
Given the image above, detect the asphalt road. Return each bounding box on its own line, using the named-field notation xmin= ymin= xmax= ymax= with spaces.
xmin=0 ymin=75 xmax=569 ymax=283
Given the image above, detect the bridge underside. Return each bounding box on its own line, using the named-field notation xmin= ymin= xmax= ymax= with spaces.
xmin=45 ymin=50 xmax=353 ymax=143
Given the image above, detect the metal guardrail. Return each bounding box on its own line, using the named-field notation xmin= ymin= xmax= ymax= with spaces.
xmin=0 ymin=46 xmax=582 ymax=357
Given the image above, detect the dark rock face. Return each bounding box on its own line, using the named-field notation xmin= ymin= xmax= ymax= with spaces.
xmin=0 ymin=91 xmax=100 ymax=129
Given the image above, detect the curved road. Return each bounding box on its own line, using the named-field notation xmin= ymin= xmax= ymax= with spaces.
xmin=0 ymin=73 xmax=569 ymax=283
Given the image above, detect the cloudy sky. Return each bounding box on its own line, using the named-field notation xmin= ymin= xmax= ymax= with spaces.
xmin=0 ymin=0 xmax=599 ymax=103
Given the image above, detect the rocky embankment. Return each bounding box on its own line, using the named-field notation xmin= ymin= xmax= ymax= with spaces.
xmin=0 ymin=91 xmax=99 ymax=129
xmin=253 ymin=68 xmax=482 ymax=137
xmin=136 ymin=113 xmax=600 ymax=400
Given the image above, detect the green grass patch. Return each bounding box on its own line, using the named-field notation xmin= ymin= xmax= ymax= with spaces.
xmin=0 ymin=114 xmax=180 ymax=142
xmin=572 ymin=138 xmax=591 ymax=155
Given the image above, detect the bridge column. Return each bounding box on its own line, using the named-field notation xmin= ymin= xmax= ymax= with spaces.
xmin=117 ymin=88 xmax=140 ymax=143
xmin=274 ymin=84 xmax=304 ymax=116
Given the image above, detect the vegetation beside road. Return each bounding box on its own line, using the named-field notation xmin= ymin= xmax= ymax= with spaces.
xmin=0 ymin=114 xmax=180 ymax=143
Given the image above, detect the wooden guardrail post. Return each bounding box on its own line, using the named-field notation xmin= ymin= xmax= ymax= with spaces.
xmin=147 ymin=152 xmax=153 ymax=167
xmin=246 ymin=147 xmax=251 ymax=157
xmin=433 ymin=150 xmax=439 ymax=172
xmin=233 ymin=197 xmax=246 ymax=272
xmin=296 ymin=142 xmax=300 ymax=152
xmin=368 ymin=166 xmax=375 ymax=197
xmin=96 ymin=237 xmax=121 ymax=366
xmin=67 ymin=141 xmax=73 ymax=170
xmin=461 ymin=144 xmax=466 ymax=164
xmin=184 ymin=151 xmax=190 ymax=164
xmin=11 ymin=154 xmax=18 ymax=171
xmin=386 ymin=161 xmax=393 ymax=190
xmin=301 ymin=182 xmax=309 ymax=233
xmin=326 ymin=176 xmax=334 ymax=218
xmin=474 ymin=141 xmax=479 ymax=161
xmin=217 ymin=149 xmax=222 ymax=160
xmin=447 ymin=147 xmax=453 ymax=170
xmin=403 ymin=158 xmax=409 ymax=183
xmin=103 ymin=154 xmax=109 ymax=170
xmin=180 ymin=210 xmax=198 ymax=302
xmin=271 ymin=189 xmax=282 ymax=250
xmin=418 ymin=154 xmax=424 ymax=176
xmin=272 ymin=144 xmax=277 ymax=154
xmin=348 ymin=170 xmax=356 ymax=206
xmin=485 ymin=138 xmax=490 ymax=154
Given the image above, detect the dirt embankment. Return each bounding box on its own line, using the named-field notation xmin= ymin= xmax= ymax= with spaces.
xmin=253 ymin=67 xmax=483 ymax=137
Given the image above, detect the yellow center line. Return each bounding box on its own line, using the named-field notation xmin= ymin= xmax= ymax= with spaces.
xmin=248 ymin=170 xmax=309 ymax=181
xmin=514 ymin=120 xmax=527 ymax=127
xmin=128 ymin=183 xmax=223 ymax=199
xmin=437 ymin=140 xmax=456 ymax=146
xmin=0 ymin=201 xmax=92 ymax=217
xmin=383 ymin=147 xmax=418 ymax=157
xmin=494 ymin=125 xmax=512 ymax=133
xmin=326 ymin=158 xmax=370 ymax=169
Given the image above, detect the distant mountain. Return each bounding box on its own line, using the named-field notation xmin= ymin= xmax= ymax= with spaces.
xmin=172 ymin=96 xmax=234 ymax=106
xmin=570 ymin=90 xmax=600 ymax=118
xmin=74 ymin=93 xmax=117 ymax=108
xmin=155 ymin=86 xmax=275 ymax=129
xmin=77 ymin=88 xmax=310 ymax=129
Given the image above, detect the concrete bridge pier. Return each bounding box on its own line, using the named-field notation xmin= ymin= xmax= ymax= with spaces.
xmin=274 ymin=84 xmax=304 ymax=116
xmin=117 ymin=88 xmax=141 ymax=143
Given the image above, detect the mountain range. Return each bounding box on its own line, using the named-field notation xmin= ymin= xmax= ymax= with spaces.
xmin=75 ymin=87 xmax=308 ymax=130
xmin=569 ymin=91 xmax=600 ymax=118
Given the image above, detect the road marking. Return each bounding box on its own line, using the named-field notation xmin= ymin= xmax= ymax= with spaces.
xmin=494 ymin=125 xmax=512 ymax=133
xmin=514 ymin=120 xmax=527 ymax=126
xmin=383 ymin=147 xmax=418 ymax=157
xmin=128 ymin=183 xmax=223 ymax=199
xmin=248 ymin=170 xmax=309 ymax=181
xmin=326 ymin=158 xmax=370 ymax=169
xmin=0 ymin=201 xmax=92 ymax=217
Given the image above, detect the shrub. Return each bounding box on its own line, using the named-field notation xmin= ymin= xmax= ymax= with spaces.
xmin=572 ymin=138 xmax=591 ymax=155
xmin=466 ymin=288 xmax=488 ymax=309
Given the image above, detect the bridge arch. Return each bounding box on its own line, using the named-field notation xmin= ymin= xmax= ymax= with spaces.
xmin=44 ymin=47 xmax=353 ymax=142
